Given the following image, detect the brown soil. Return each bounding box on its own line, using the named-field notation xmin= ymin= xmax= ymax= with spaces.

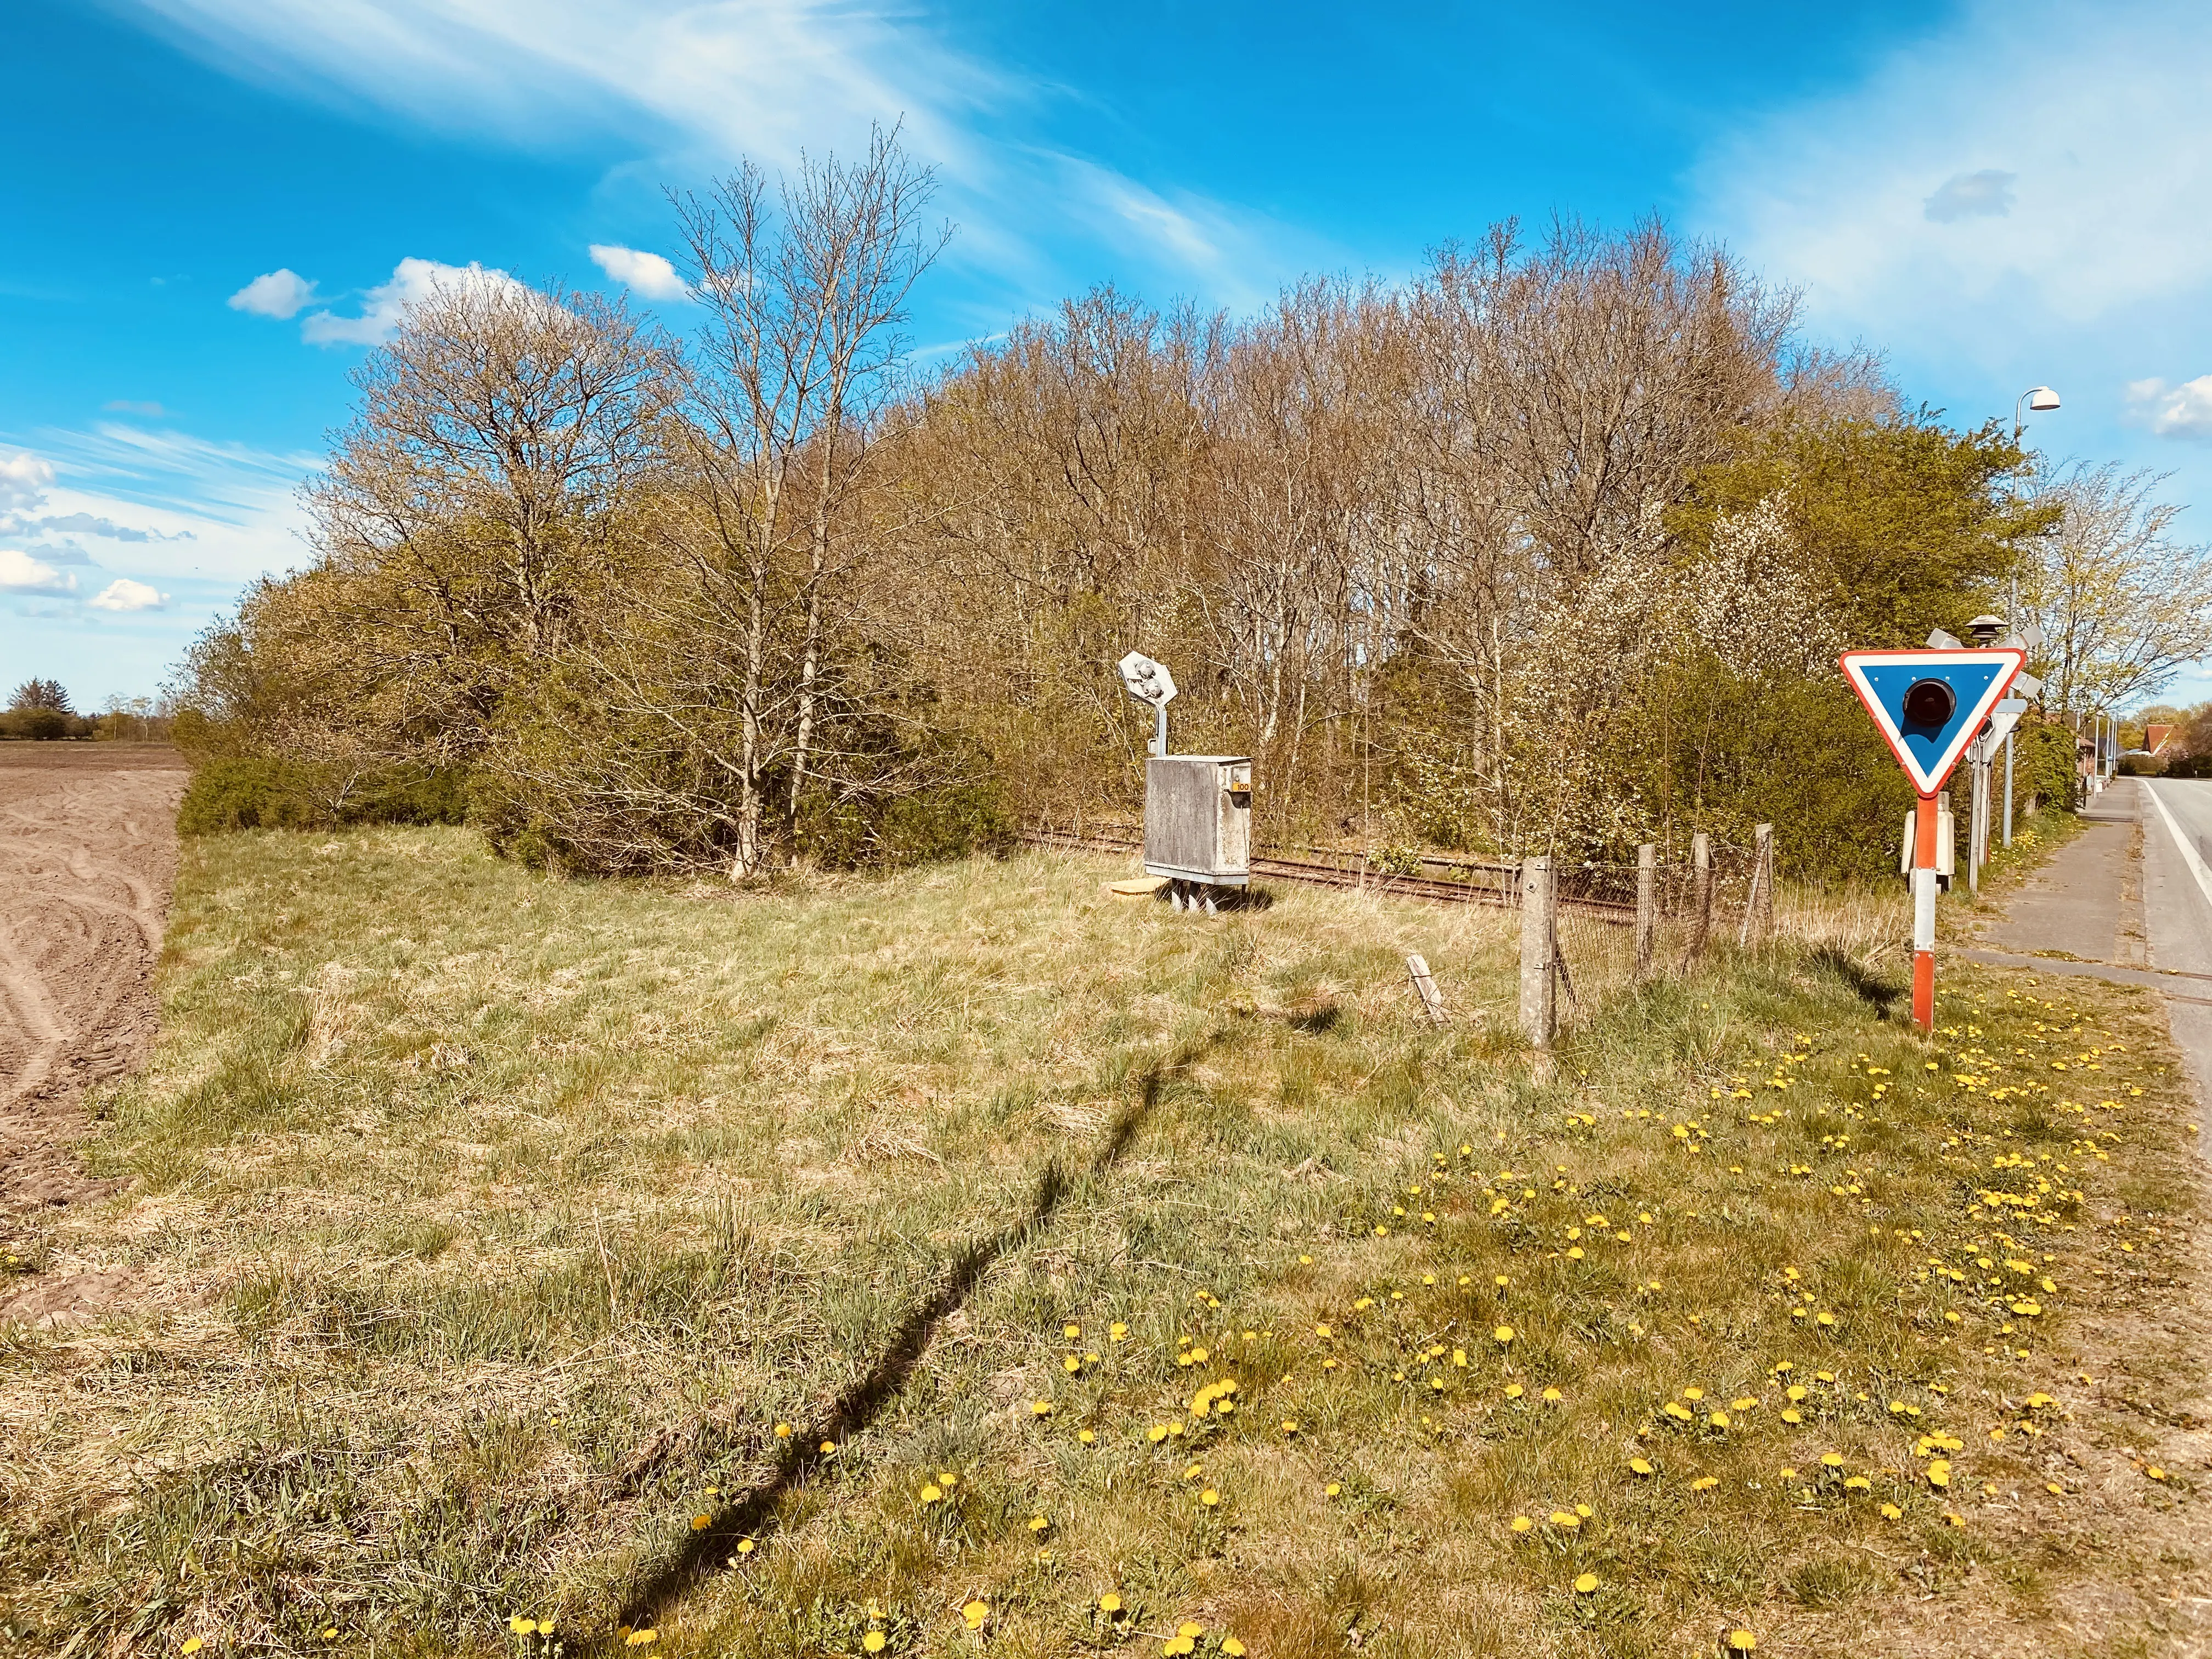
xmin=0 ymin=743 xmax=187 ymax=1324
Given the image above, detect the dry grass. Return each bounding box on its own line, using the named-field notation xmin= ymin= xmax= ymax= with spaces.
xmin=0 ymin=826 xmax=2200 ymax=1658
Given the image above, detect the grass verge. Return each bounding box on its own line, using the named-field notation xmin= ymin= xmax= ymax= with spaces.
xmin=0 ymin=826 xmax=2199 ymax=1658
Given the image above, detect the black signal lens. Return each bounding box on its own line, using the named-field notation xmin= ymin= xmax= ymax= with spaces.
xmin=1901 ymin=678 xmax=1955 ymax=730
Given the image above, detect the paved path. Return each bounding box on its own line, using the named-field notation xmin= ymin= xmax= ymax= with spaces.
xmin=1965 ymin=776 xmax=2212 ymax=1107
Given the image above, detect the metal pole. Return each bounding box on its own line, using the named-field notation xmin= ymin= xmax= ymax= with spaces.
xmin=2002 ymin=575 xmax=2017 ymax=848
xmin=1153 ymin=702 xmax=1168 ymax=759
xmin=1966 ymin=750 xmax=1984 ymax=896
xmin=1911 ymin=792 xmax=1939 ymax=1031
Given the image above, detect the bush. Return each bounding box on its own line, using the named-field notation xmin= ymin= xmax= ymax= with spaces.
xmin=0 ymin=708 xmax=92 ymax=741
xmin=178 ymin=758 xmax=472 ymax=836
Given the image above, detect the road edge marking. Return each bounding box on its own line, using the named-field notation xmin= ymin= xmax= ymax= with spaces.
xmin=2145 ymin=780 xmax=2212 ymax=912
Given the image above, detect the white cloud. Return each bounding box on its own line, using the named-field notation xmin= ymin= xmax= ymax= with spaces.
xmin=0 ymin=452 xmax=54 ymax=512
xmin=300 ymin=256 xmax=527 ymax=346
xmin=1698 ymin=0 xmax=2212 ymax=331
xmin=86 ymin=578 xmax=171 ymax=612
xmin=103 ymin=399 xmax=168 ymax=417
xmin=1923 ymin=169 xmax=2016 ymax=223
xmin=588 ymin=243 xmax=690 ymax=301
xmin=2128 ymin=375 xmax=2212 ymax=438
xmin=228 ymin=267 xmax=319 ymax=318
xmin=0 ymin=549 xmax=77 ymax=595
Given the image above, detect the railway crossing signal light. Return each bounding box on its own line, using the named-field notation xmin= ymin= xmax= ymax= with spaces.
xmin=1117 ymin=652 xmax=1177 ymax=757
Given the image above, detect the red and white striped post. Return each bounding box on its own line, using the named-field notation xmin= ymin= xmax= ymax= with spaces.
xmin=1910 ymin=791 xmax=1940 ymax=1031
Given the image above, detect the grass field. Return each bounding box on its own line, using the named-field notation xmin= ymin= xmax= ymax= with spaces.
xmin=1 ymin=826 xmax=2202 ymax=1658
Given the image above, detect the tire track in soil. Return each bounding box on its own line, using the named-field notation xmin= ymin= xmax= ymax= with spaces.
xmin=0 ymin=745 xmax=188 ymax=1328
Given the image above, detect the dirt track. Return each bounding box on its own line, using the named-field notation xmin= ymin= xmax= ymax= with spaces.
xmin=0 ymin=743 xmax=185 ymax=1226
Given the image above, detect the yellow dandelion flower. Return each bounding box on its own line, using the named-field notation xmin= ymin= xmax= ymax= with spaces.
xmin=1494 ymin=1325 xmax=1515 ymax=1344
xmin=1726 ymin=1632 xmax=1757 ymax=1654
xmin=1628 ymin=1457 xmax=1655 ymax=1476
xmin=1100 ymin=1593 xmax=1124 ymax=1614
xmin=179 ymin=1643 xmax=204 ymax=1656
xmin=864 ymin=1633 xmax=887 ymax=1654
xmin=1510 ymin=1514 xmax=1534 ymax=1532
xmin=1200 ymin=1489 xmax=1220 ymax=1506
xmin=1224 ymin=1640 xmax=1248 ymax=1657
xmin=963 ymin=1600 xmax=989 ymax=1630
xmin=1574 ymin=1572 xmax=1600 ymax=1594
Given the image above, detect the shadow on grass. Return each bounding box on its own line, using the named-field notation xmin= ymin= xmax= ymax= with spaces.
xmin=607 ymin=1030 xmax=1218 ymax=1640
xmin=1809 ymin=945 xmax=1904 ymax=1018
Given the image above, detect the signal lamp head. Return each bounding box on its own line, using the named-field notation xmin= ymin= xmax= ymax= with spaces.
xmin=1117 ymin=651 xmax=1177 ymax=707
xmin=1901 ymin=678 xmax=1955 ymax=731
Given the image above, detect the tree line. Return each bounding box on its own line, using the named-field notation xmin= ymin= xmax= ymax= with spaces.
xmin=172 ymin=129 xmax=2212 ymax=879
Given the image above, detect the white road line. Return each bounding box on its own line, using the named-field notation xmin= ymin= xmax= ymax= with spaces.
xmin=2145 ymin=781 xmax=2212 ymax=912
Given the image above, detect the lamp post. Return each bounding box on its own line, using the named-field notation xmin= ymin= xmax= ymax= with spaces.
xmin=2004 ymin=386 xmax=2061 ymax=847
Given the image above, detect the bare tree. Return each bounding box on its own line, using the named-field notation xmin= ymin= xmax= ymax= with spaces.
xmin=671 ymin=122 xmax=952 ymax=874
xmin=310 ymin=275 xmax=673 ymax=746
xmin=2022 ymin=461 xmax=2212 ymax=716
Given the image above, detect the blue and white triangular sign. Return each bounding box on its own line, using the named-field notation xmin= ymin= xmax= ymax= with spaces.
xmin=1840 ymin=647 xmax=2025 ymax=795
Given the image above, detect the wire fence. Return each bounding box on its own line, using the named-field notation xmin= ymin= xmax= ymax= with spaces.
xmin=1021 ymin=810 xmax=1905 ymax=1040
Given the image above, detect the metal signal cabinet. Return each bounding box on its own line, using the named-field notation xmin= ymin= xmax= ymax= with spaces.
xmin=1143 ymin=755 xmax=1254 ymax=886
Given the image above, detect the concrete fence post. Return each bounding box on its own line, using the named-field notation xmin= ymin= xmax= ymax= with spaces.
xmin=1519 ymin=855 xmax=1556 ymax=1051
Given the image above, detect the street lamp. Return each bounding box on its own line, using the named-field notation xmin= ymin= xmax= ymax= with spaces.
xmin=2013 ymin=385 xmax=2061 ymax=439
xmin=2002 ymin=385 xmax=2061 ymax=847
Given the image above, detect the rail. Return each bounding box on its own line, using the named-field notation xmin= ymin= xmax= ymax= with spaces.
xmin=1017 ymin=827 xmax=1637 ymax=925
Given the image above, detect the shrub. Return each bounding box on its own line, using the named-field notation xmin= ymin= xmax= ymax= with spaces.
xmin=178 ymin=758 xmax=472 ymax=836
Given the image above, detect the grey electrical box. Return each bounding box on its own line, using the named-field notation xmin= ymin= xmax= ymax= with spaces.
xmin=1144 ymin=755 xmax=1253 ymax=885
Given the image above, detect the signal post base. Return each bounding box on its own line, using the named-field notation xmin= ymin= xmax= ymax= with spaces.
xmin=1910 ymin=790 xmax=1940 ymax=1032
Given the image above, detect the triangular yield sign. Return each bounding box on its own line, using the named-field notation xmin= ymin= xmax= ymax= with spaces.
xmin=1839 ymin=648 xmax=2025 ymax=795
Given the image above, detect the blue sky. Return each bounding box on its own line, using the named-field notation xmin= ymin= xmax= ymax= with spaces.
xmin=8 ymin=0 xmax=2212 ymax=708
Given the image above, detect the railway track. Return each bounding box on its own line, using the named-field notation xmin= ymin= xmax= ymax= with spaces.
xmin=1019 ymin=828 xmax=1637 ymax=924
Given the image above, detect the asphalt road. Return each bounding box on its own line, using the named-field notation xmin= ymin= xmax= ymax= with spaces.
xmin=2142 ymin=776 xmax=2212 ymax=1107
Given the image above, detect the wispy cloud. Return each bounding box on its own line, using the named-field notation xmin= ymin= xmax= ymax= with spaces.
xmin=124 ymin=0 xmax=1309 ymax=310
xmin=103 ymin=399 xmax=170 ymax=417
xmin=1697 ymin=0 xmax=2212 ymax=334
xmin=4 ymin=425 xmax=320 ymax=584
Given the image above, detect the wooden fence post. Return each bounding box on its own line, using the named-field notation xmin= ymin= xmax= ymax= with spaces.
xmin=1684 ymin=833 xmax=1713 ymax=967
xmin=1404 ymin=953 xmax=1448 ymax=1029
xmin=1634 ymin=843 xmax=1657 ymax=980
xmin=1519 ymin=855 xmax=1556 ymax=1051
xmin=1737 ymin=822 xmax=1774 ymax=947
